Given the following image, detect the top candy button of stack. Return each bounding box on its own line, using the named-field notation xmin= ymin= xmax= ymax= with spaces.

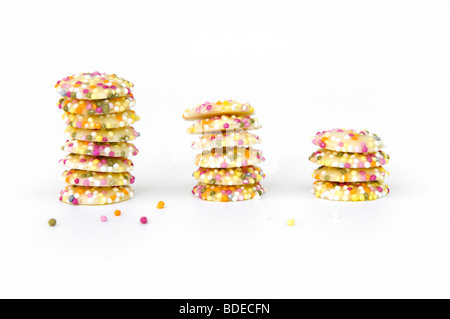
xmin=310 ymin=129 xmax=390 ymax=202
xmin=312 ymin=129 xmax=385 ymax=153
xmin=56 ymin=72 xmax=140 ymax=206
xmin=184 ymin=100 xmax=266 ymax=202
xmin=56 ymin=71 xmax=134 ymax=100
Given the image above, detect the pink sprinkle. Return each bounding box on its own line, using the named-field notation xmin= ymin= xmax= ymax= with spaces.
xmin=362 ymin=146 xmax=368 ymax=153
xmin=223 ymin=123 xmax=230 ymax=129
xmin=344 ymin=163 xmax=351 ymax=168
xmin=370 ymin=175 xmax=377 ymax=181
xmin=140 ymin=217 xmax=148 ymax=224
xmin=83 ymin=180 xmax=90 ymax=186
xmin=206 ymin=105 xmax=212 ymax=111
xmin=74 ymin=178 xmax=80 ymax=184
xmin=100 ymin=216 xmax=108 ymax=222
xmin=83 ymin=89 xmax=89 ymax=94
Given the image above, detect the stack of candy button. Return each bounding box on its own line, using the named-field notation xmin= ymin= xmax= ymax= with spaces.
xmin=56 ymin=72 xmax=140 ymax=205
xmin=310 ymin=129 xmax=390 ymax=201
xmin=184 ymin=100 xmax=266 ymax=202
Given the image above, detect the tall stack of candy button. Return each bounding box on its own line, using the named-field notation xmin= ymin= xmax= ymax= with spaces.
xmin=184 ymin=100 xmax=266 ymax=202
xmin=56 ymin=72 xmax=140 ymax=205
xmin=310 ymin=129 xmax=390 ymax=201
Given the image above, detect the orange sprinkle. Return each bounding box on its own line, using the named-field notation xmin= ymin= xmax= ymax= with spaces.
xmin=114 ymin=210 xmax=121 ymax=216
xmin=156 ymin=201 xmax=165 ymax=209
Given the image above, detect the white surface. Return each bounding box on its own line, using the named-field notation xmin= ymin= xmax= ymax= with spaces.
xmin=1 ymin=0 xmax=450 ymax=299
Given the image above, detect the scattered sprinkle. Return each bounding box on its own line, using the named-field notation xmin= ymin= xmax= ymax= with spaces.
xmin=48 ymin=219 xmax=57 ymax=227
xmin=157 ymin=201 xmax=165 ymax=209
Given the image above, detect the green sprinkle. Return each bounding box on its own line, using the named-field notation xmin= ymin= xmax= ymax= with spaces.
xmin=48 ymin=219 xmax=57 ymax=227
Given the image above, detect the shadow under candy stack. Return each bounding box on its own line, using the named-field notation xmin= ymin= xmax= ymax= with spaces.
xmin=56 ymin=72 xmax=140 ymax=205
xmin=184 ymin=100 xmax=266 ymax=202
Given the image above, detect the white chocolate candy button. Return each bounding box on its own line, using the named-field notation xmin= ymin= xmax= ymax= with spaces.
xmin=60 ymin=154 xmax=134 ymax=173
xmin=62 ymin=170 xmax=135 ymax=187
xmin=183 ymin=100 xmax=255 ymax=120
xmin=194 ymin=147 xmax=265 ymax=168
xmin=187 ymin=115 xmax=261 ymax=134
xmin=192 ymin=183 xmax=265 ymax=202
xmin=193 ymin=166 xmax=265 ymax=186
xmin=312 ymin=180 xmax=389 ymax=202
xmin=59 ymin=185 xmax=134 ymax=205
xmin=63 ymin=110 xmax=140 ymax=130
xmin=309 ymin=149 xmax=389 ymax=169
xmin=58 ymin=94 xmax=135 ymax=115
xmin=65 ymin=126 xmax=140 ymax=143
xmin=313 ymin=166 xmax=389 ymax=182
xmin=192 ymin=132 xmax=261 ymax=150
xmin=312 ymin=129 xmax=385 ymax=153
xmin=55 ymin=72 xmax=134 ymax=100
xmin=63 ymin=140 xmax=139 ymax=157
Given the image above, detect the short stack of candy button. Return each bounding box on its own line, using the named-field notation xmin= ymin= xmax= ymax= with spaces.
xmin=56 ymin=72 xmax=140 ymax=205
xmin=184 ymin=100 xmax=266 ymax=202
xmin=309 ymin=129 xmax=390 ymax=201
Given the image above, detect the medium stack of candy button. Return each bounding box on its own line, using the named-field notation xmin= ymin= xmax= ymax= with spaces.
xmin=56 ymin=72 xmax=140 ymax=205
xmin=184 ymin=100 xmax=266 ymax=202
xmin=310 ymin=129 xmax=390 ymax=201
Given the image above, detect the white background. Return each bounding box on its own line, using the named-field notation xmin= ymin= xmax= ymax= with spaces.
xmin=0 ymin=0 xmax=449 ymax=299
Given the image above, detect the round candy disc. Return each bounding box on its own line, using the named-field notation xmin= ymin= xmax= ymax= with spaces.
xmin=63 ymin=140 xmax=139 ymax=157
xmin=312 ymin=129 xmax=385 ymax=153
xmin=183 ymin=100 xmax=255 ymax=120
xmin=194 ymin=147 xmax=265 ymax=168
xmin=193 ymin=166 xmax=265 ymax=186
xmin=62 ymin=170 xmax=135 ymax=187
xmin=58 ymin=94 xmax=135 ymax=115
xmin=60 ymin=154 xmax=134 ymax=173
xmin=312 ymin=180 xmax=389 ymax=201
xmin=187 ymin=115 xmax=261 ymax=134
xmin=192 ymin=183 xmax=265 ymax=202
xmin=63 ymin=110 xmax=140 ymax=130
xmin=313 ymin=166 xmax=389 ymax=182
xmin=192 ymin=132 xmax=261 ymax=150
xmin=55 ymin=72 xmax=134 ymax=100
xmin=59 ymin=185 xmax=134 ymax=205
xmin=309 ymin=149 xmax=389 ymax=169
xmin=65 ymin=126 xmax=140 ymax=143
